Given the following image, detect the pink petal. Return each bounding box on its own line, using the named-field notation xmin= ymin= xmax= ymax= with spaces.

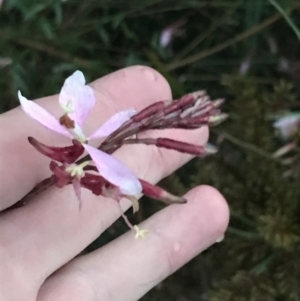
xmin=88 ymin=109 xmax=136 ymax=140
xmin=83 ymin=143 xmax=142 ymax=196
xmin=18 ymin=91 xmax=71 ymax=137
xmin=59 ymin=71 xmax=95 ymax=126
xmin=273 ymin=142 xmax=296 ymax=158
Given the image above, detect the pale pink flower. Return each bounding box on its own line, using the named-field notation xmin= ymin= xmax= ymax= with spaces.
xmin=160 ymin=27 xmax=174 ymax=48
xmin=159 ymin=19 xmax=186 ymax=48
xmin=82 ymin=144 xmax=141 ymax=196
xmin=19 ymin=70 xmax=142 ymax=196
xmin=273 ymin=115 xmax=300 ymax=140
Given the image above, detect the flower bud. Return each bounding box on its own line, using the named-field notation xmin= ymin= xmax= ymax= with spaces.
xmin=49 ymin=161 xmax=71 ymax=188
xmin=131 ymin=101 xmax=165 ymax=122
xmin=164 ymin=94 xmax=195 ymax=115
xmin=28 ymin=137 xmax=84 ymax=163
xmin=156 ymin=138 xmax=208 ymax=156
xmin=140 ymin=179 xmax=187 ymax=204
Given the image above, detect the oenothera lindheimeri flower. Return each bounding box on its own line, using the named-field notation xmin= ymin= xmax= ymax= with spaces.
xmin=273 ymin=114 xmax=300 ymax=141
xmin=17 ymin=71 xmax=227 ymax=238
xmin=18 ymin=71 xmax=142 ymax=199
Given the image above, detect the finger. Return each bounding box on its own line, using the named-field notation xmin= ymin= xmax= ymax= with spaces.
xmin=0 ymin=67 xmax=208 ymax=297
xmin=0 ymin=65 xmax=171 ymax=210
xmin=37 ymin=186 xmax=229 ymax=301
xmin=0 ymin=119 xmax=207 ymax=299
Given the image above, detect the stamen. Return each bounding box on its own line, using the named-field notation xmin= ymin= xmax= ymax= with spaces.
xmin=59 ymin=100 xmax=87 ymax=142
xmin=59 ymin=114 xmax=75 ymax=129
xmin=126 ymin=195 xmax=140 ymax=213
xmin=117 ymin=202 xmax=148 ymax=239
xmin=69 ymin=124 xmax=87 ymax=142
xmin=66 ymin=161 xmax=90 ymax=178
xmin=134 ymin=226 xmax=148 ymax=239
xmin=60 ymin=99 xmax=74 ymax=114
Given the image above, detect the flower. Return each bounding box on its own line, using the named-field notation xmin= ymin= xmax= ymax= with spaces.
xmin=19 ymin=70 xmax=142 ymax=197
xmin=159 ymin=19 xmax=186 ymax=48
xmin=273 ymin=115 xmax=300 ymax=140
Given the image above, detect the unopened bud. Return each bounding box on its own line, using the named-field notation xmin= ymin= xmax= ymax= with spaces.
xmin=140 ymin=179 xmax=187 ymax=204
xmin=131 ymin=101 xmax=165 ymax=122
xmin=183 ymin=114 xmax=210 ymax=125
xmin=212 ymin=98 xmax=225 ymax=108
xmin=49 ymin=161 xmax=71 ymax=188
xmin=208 ymin=113 xmax=229 ymax=125
xmin=156 ymin=138 xmax=207 ymax=156
xmin=191 ymin=90 xmax=207 ymax=100
xmin=194 ymin=95 xmax=210 ymax=109
xmin=80 ymin=173 xmax=107 ymax=196
xmin=164 ymin=94 xmax=195 ymax=115
xmin=204 ymin=143 xmax=218 ymax=154
xmin=273 ymin=142 xmax=296 ymax=158
xmin=28 ymin=137 xmax=84 ymax=163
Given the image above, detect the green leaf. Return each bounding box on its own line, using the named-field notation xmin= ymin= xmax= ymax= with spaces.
xmin=24 ymin=3 xmax=49 ymax=21
xmin=40 ymin=17 xmax=55 ymax=40
xmin=111 ymin=13 xmax=125 ymax=29
xmin=94 ymin=25 xmax=110 ymax=45
xmin=53 ymin=2 xmax=63 ymax=25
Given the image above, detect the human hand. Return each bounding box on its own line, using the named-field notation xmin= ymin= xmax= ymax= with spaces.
xmin=0 ymin=66 xmax=229 ymax=301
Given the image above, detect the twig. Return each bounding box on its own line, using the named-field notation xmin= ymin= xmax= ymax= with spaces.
xmin=0 ymin=32 xmax=93 ymax=68
xmin=19 ymin=38 xmax=93 ymax=68
xmin=173 ymin=1 xmax=242 ymax=61
xmin=214 ymin=130 xmax=280 ymax=163
xmin=268 ymin=0 xmax=300 ymax=41
xmin=166 ymin=3 xmax=300 ymax=71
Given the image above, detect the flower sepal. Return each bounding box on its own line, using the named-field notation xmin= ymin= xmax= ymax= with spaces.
xmin=140 ymin=179 xmax=187 ymax=205
xmin=28 ymin=137 xmax=84 ymax=164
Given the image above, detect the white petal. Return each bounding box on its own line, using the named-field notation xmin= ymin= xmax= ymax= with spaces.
xmin=273 ymin=115 xmax=300 ymax=140
xmin=160 ymin=28 xmax=173 ymax=47
xmin=18 ymin=91 xmax=71 ymax=137
xmin=88 ymin=109 xmax=136 ymax=140
xmin=59 ymin=70 xmax=95 ymax=126
xmin=83 ymin=144 xmax=142 ymax=195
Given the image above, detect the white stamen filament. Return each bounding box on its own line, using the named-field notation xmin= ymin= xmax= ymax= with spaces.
xmin=60 ymin=99 xmax=87 ymax=141
xmin=69 ymin=123 xmax=87 ymax=142
xmin=61 ymin=99 xmax=74 ymax=114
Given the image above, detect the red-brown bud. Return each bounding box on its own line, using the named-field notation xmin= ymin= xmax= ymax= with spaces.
xmin=49 ymin=161 xmax=71 ymax=188
xmin=156 ymin=138 xmax=208 ymax=156
xmin=80 ymin=173 xmax=107 ymax=196
xmin=28 ymin=137 xmax=84 ymax=163
xmin=182 ymin=114 xmax=210 ymax=125
xmin=164 ymin=94 xmax=196 ymax=115
xmin=131 ymin=101 xmax=165 ymax=122
xmin=140 ymin=179 xmax=187 ymax=204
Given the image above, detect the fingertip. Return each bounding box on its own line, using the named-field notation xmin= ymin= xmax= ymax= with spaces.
xmin=135 ymin=65 xmax=172 ymax=101
xmin=185 ymin=185 xmax=230 ymax=240
xmin=144 ymin=184 xmax=229 ymax=273
xmin=90 ymin=65 xmax=172 ymax=110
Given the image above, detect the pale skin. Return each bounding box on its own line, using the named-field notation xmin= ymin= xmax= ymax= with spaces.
xmin=0 ymin=66 xmax=229 ymax=301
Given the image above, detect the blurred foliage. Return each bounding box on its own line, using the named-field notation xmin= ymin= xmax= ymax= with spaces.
xmin=1 ymin=0 xmax=300 ymax=300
